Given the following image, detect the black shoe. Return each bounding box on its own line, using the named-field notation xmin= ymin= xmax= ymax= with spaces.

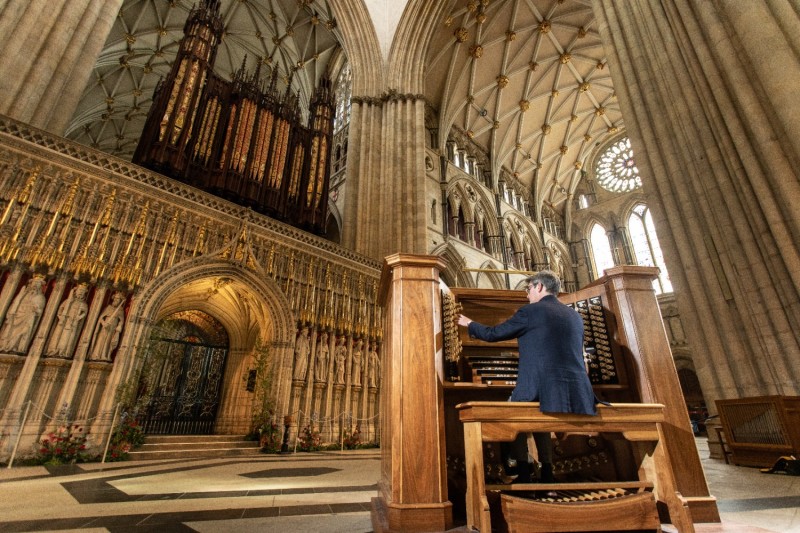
xmin=539 ymin=462 xmax=555 ymax=483
xmin=515 ymin=461 xmax=533 ymax=483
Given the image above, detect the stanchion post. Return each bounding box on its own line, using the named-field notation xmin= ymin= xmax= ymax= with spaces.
xmin=101 ymin=404 xmax=121 ymax=464
xmin=280 ymin=415 xmax=292 ymax=453
xmin=8 ymin=400 xmax=32 ymax=469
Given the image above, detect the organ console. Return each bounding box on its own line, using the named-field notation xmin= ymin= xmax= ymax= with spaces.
xmin=371 ymin=255 xmax=719 ymax=533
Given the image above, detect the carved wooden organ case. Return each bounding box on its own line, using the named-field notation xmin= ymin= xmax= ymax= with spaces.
xmin=132 ymin=0 xmax=334 ymax=235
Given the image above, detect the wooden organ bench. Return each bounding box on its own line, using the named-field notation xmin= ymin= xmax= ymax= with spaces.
xmin=458 ymin=401 xmax=694 ymax=533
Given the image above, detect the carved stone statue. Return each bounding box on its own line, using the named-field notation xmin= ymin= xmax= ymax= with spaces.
xmin=315 ymin=331 xmax=329 ymax=382
xmin=89 ymin=292 xmax=126 ymax=361
xmin=368 ymin=344 xmax=381 ymax=388
xmin=351 ymin=339 xmax=363 ymax=386
xmin=0 ymin=276 xmax=46 ymax=353
xmin=45 ymin=284 xmax=89 ymax=358
xmin=334 ymin=336 xmax=347 ymax=385
xmin=293 ymin=326 xmax=310 ymax=381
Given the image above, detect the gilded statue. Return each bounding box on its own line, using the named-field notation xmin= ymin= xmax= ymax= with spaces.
xmin=0 ymin=276 xmax=46 ymax=353
xmin=45 ymin=284 xmax=89 ymax=358
xmin=368 ymin=344 xmax=381 ymax=388
xmin=89 ymin=292 xmax=126 ymax=361
xmin=351 ymin=339 xmax=363 ymax=386
xmin=315 ymin=331 xmax=329 ymax=382
xmin=293 ymin=326 xmax=310 ymax=381
xmin=334 ymin=336 xmax=347 ymax=385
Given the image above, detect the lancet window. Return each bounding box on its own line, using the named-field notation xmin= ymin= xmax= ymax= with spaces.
xmin=589 ymin=223 xmax=615 ymax=279
xmin=628 ymin=204 xmax=672 ymax=293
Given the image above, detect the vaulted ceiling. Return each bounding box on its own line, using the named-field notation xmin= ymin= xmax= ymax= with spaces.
xmin=66 ymin=0 xmax=624 ymax=214
xmin=425 ymin=0 xmax=622 ymax=210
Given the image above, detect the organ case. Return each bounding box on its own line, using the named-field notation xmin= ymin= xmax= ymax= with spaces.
xmin=372 ymin=257 xmax=719 ymax=532
xmin=441 ymin=267 xmax=720 ymax=527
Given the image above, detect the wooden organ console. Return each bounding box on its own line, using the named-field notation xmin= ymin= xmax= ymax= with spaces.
xmin=371 ymin=255 xmax=719 ymax=533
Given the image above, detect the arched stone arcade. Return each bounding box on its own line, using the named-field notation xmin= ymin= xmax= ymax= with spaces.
xmin=101 ymin=257 xmax=297 ymax=436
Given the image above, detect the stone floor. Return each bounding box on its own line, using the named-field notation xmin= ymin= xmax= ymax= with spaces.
xmin=0 ymin=439 xmax=797 ymax=532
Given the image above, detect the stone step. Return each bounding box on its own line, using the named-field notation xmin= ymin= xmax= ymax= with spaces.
xmin=128 ymin=434 xmax=262 ymax=461
xmin=144 ymin=434 xmax=253 ymax=445
xmin=138 ymin=440 xmax=259 ymax=451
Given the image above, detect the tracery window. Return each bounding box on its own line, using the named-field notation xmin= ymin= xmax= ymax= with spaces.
xmin=509 ymin=238 xmax=524 ymax=270
xmin=333 ymin=64 xmax=352 ymax=133
xmin=589 ymin=223 xmax=615 ymax=278
xmin=447 ymin=201 xmax=467 ymax=241
xmin=455 ymin=205 xmax=467 ymax=240
xmin=454 ymin=149 xmax=463 ymax=169
xmin=596 ymin=137 xmax=642 ymax=193
xmin=628 ymin=204 xmax=673 ymax=293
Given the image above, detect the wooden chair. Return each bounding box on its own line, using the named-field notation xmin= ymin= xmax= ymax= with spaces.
xmin=713 ymin=426 xmax=732 ymax=465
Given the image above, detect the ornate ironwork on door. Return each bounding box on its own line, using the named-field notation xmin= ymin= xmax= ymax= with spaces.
xmin=140 ymin=338 xmax=228 ymax=435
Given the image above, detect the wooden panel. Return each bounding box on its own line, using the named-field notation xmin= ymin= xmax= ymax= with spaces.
xmin=371 ymin=254 xmax=453 ymax=533
xmin=601 ymin=266 xmax=718 ymax=522
xmin=501 ymin=492 xmax=660 ymax=532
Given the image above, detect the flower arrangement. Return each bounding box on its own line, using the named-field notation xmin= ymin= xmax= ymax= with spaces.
xmin=105 ymin=416 xmax=145 ymax=462
xmin=37 ymin=424 xmax=90 ymax=465
xmin=258 ymin=420 xmax=282 ymax=453
xmin=297 ymin=425 xmax=321 ymax=452
xmin=343 ymin=425 xmax=362 ymax=450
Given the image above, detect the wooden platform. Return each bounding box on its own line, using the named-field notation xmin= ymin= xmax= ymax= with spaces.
xmin=458 ymin=401 xmax=695 ymax=533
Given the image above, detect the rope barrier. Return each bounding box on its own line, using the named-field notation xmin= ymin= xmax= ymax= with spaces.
xmin=292 ymin=409 xmax=379 ymax=424
xmin=15 ymin=399 xmax=113 ymax=426
xmin=3 ymin=401 xmax=124 ymax=468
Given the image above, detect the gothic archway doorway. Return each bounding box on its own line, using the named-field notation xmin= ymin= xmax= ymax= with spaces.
xmin=138 ymin=310 xmax=230 ymax=435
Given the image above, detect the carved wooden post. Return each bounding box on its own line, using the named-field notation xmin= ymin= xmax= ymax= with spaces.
xmin=370 ymin=254 xmax=452 ymax=533
xmin=602 ymin=265 xmax=720 ymax=523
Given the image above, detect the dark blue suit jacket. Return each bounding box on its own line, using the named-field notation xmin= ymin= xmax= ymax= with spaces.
xmin=467 ymin=294 xmax=597 ymax=415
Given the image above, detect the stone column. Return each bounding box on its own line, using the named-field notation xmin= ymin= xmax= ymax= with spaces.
xmin=344 ymin=96 xmax=429 ymax=260
xmin=332 ymin=384 xmax=345 ymax=441
xmin=593 ymin=0 xmax=800 ymax=408
xmin=0 ymin=0 xmax=124 ymax=134
xmin=464 ymin=221 xmax=475 ymax=243
xmin=367 ymin=386 xmax=379 ymax=443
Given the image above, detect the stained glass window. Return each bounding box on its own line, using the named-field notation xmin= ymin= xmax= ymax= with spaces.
xmin=333 ymin=64 xmax=351 ymax=133
xmin=596 ymin=137 xmax=642 ymax=193
xmin=590 ymin=223 xmax=615 ymax=278
xmin=628 ymin=204 xmax=672 ymax=293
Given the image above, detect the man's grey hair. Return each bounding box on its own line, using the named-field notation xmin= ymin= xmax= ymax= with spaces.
xmin=527 ymin=270 xmax=561 ymax=295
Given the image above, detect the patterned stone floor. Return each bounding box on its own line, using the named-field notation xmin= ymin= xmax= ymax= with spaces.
xmin=0 ymin=441 xmax=797 ymax=532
